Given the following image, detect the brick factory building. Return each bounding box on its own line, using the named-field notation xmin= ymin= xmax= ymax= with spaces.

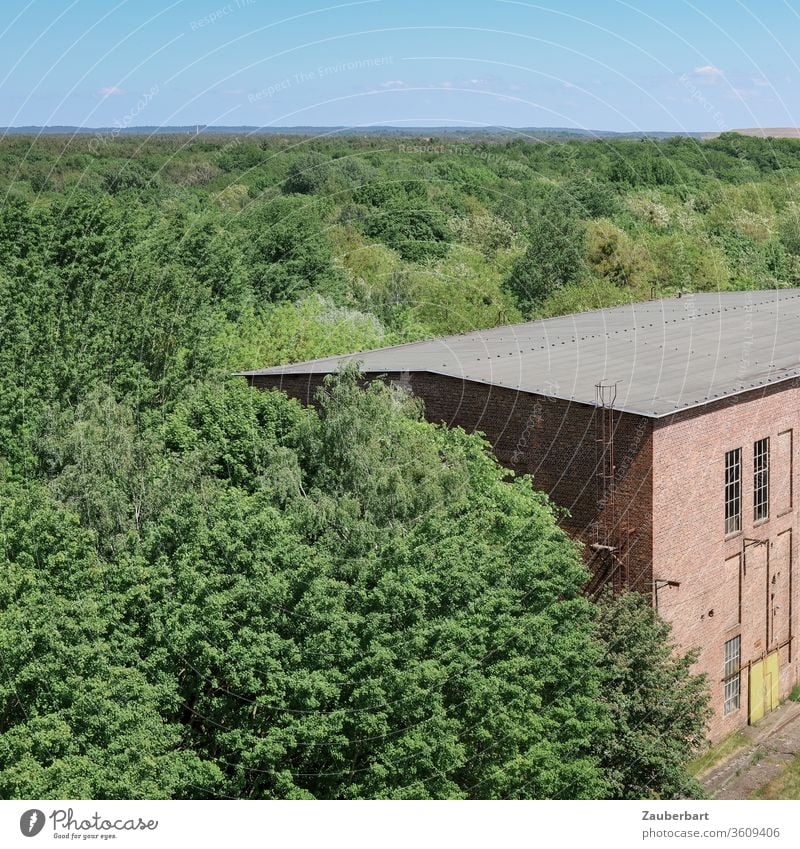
xmin=240 ymin=289 xmax=800 ymax=742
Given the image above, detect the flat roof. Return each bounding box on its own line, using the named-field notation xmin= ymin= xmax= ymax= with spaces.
xmin=238 ymin=289 xmax=800 ymax=418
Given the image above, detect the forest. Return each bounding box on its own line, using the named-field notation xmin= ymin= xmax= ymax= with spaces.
xmin=4 ymin=128 xmax=799 ymax=799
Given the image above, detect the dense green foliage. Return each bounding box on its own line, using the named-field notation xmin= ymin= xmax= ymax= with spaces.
xmin=595 ymin=592 xmax=711 ymax=800
xmin=2 ymin=130 xmax=770 ymax=799
xmin=2 ymin=372 xmax=609 ymax=799
xmin=506 ymin=189 xmax=587 ymax=311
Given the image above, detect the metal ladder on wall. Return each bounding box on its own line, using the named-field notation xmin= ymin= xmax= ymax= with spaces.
xmin=586 ymin=381 xmax=631 ymax=597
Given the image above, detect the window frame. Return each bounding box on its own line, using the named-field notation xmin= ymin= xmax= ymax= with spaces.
xmin=754 ymin=437 xmax=770 ymax=523
xmin=723 ymin=635 xmax=741 ymax=716
xmin=725 ymin=448 xmax=742 ymax=536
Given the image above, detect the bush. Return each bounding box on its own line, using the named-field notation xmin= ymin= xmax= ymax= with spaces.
xmin=283 ymin=152 xmax=330 ymax=195
xmin=362 ymin=205 xmax=452 ymax=261
xmin=586 ymin=219 xmax=647 ymax=287
xmin=505 ymin=199 xmax=586 ymax=312
xmin=244 ymin=196 xmax=345 ymax=300
xmin=560 ymin=175 xmax=618 ymax=218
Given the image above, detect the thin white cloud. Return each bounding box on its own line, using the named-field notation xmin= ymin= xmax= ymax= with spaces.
xmin=380 ymin=80 xmax=406 ymax=88
xmin=690 ymin=65 xmax=724 ymax=81
xmin=98 ymin=85 xmax=125 ymax=96
xmin=728 ymin=86 xmax=763 ymax=102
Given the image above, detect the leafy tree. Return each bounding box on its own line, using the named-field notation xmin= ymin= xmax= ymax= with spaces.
xmin=217 ymin=142 xmax=266 ymax=173
xmin=0 ymin=482 xmax=217 ymax=799
xmin=354 ymin=180 xmax=452 ymax=261
xmin=505 ymin=198 xmax=587 ymax=312
xmin=608 ymin=143 xmax=687 ymax=187
xmin=594 ymin=591 xmax=711 ymax=800
xmin=586 ymin=219 xmax=647 ymax=288
xmin=283 ymin=152 xmax=330 ymax=195
xmin=244 ymin=196 xmax=345 ymax=300
xmin=102 ymin=160 xmax=156 ymax=194
xmin=37 ymin=387 xmax=182 ymax=555
xmin=362 ymin=202 xmax=451 ymax=261
xmin=329 ymin=156 xmax=372 ymax=192
xmin=560 ymin=175 xmax=618 ymax=219
xmin=222 ymin=295 xmax=394 ymax=373
xmin=148 ymin=372 xmax=610 ymax=799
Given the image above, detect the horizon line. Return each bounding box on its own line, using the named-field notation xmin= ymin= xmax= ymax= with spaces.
xmin=0 ymin=123 xmax=720 ymax=134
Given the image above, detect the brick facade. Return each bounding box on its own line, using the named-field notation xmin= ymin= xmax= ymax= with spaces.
xmin=653 ymin=382 xmax=800 ymax=741
xmin=249 ymin=370 xmax=800 ymax=741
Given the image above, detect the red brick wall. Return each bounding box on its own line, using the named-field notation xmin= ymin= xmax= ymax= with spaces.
xmin=653 ymin=382 xmax=800 ymax=741
xmin=249 ymin=370 xmax=654 ymax=595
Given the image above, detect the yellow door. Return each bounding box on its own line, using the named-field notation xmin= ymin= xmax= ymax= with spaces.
xmin=749 ymin=659 xmax=765 ymax=724
xmin=766 ymin=651 xmax=780 ymax=712
xmin=750 ymin=652 xmax=781 ymax=724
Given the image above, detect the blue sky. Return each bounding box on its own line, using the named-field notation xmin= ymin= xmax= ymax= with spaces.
xmin=1 ymin=0 xmax=799 ymax=131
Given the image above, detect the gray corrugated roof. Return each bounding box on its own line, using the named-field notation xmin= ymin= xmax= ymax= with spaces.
xmin=238 ymin=289 xmax=800 ymax=417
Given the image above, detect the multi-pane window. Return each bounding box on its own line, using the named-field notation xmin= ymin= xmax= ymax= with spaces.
xmin=754 ymin=437 xmax=770 ymax=522
xmin=723 ymin=636 xmax=741 ymax=716
xmin=725 ymin=448 xmax=742 ymax=535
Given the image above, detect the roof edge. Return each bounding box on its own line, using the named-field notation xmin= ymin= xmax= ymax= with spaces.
xmin=236 ymin=363 xmax=800 ymax=420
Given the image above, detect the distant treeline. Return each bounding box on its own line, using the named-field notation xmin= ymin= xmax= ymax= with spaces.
xmin=0 ymin=124 xmax=706 ymax=138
